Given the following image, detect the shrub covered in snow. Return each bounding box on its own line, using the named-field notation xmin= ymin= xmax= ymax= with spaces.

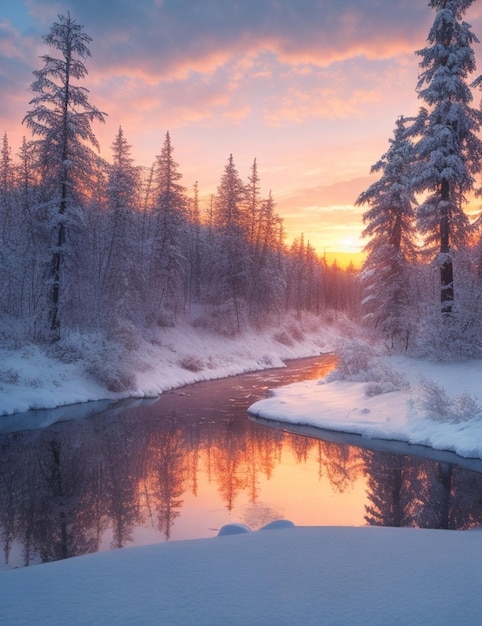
xmin=326 ymin=339 xmax=408 ymax=396
xmin=0 ymin=367 xmax=20 ymax=385
xmin=326 ymin=339 xmax=377 ymax=382
xmin=415 ymin=377 xmax=481 ymax=423
xmin=179 ymin=354 xmax=204 ymax=372
xmin=86 ymin=357 xmax=136 ymax=393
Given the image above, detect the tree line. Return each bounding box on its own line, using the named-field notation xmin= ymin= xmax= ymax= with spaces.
xmin=0 ymin=12 xmax=359 ymax=350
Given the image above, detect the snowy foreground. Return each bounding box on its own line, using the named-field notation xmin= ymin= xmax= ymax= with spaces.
xmin=3 ymin=323 xmax=482 ymax=624
xmin=2 ymin=524 xmax=482 ymax=625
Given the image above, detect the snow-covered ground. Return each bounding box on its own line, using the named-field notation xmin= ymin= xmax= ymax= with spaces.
xmin=2 ymin=324 xmax=482 ymax=624
xmin=2 ymin=523 xmax=481 ymax=625
xmin=0 ymin=312 xmax=342 ymax=418
xmin=249 ymin=352 xmax=482 ymax=460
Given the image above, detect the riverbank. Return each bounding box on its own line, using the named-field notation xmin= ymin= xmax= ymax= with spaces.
xmin=249 ymin=353 xmax=482 ymax=460
xmin=0 ymin=311 xmax=347 ymax=417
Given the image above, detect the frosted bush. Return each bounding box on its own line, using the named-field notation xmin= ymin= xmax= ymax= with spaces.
xmin=452 ymin=393 xmax=481 ymax=422
xmin=84 ymin=338 xmax=136 ymax=393
xmin=179 ymin=354 xmax=204 ymax=372
xmin=0 ymin=368 xmax=20 ymax=385
xmin=410 ymin=304 xmax=482 ymax=361
xmin=108 ymin=320 xmax=141 ymax=351
xmin=87 ymin=359 xmax=136 ymax=393
xmin=415 ymin=377 xmax=481 ymax=423
xmin=47 ymin=331 xmax=87 ymax=363
xmin=326 ymin=340 xmax=377 ymax=382
xmin=326 ymin=339 xmax=408 ymax=395
xmin=363 ymin=364 xmax=408 ymax=396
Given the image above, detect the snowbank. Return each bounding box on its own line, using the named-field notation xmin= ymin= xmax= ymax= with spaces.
xmin=249 ymin=355 xmax=482 ymax=459
xmin=0 ymin=313 xmax=342 ymax=417
xmin=2 ymin=524 xmax=481 ymax=625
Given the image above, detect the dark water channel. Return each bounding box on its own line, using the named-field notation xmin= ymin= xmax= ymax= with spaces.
xmin=1 ymin=355 xmax=482 ymax=570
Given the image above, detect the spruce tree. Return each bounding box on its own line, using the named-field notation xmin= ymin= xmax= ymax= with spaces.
xmin=102 ymin=126 xmax=141 ymax=322
xmin=213 ymin=154 xmax=249 ymax=331
xmin=148 ymin=131 xmax=188 ymax=321
xmin=23 ymin=12 xmax=106 ymax=340
xmin=409 ymin=0 xmax=482 ymax=314
xmin=356 ymin=116 xmax=417 ymax=349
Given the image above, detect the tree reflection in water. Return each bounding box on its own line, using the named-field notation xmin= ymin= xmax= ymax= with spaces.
xmin=1 ymin=356 xmax=482 ymax=569
xmin=363 ymin=451 xmax=482 ymax=530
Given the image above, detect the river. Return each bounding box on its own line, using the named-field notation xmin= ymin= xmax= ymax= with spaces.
xmin=1 ymin=355 xmax=481 ymax=570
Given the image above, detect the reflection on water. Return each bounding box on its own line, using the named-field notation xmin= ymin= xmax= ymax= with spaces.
xmin=1 ymin=355 xmax=482 ymax=569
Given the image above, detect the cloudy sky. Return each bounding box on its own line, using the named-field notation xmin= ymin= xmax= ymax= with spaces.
xmin=2 ymin=1 xmax=482 ymax=260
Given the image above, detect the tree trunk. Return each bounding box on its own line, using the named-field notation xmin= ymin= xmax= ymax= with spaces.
xmin=50 ymin=182 xmax=67 ymax=340
xmin=440 ymin=180 xmax=454 ymax=314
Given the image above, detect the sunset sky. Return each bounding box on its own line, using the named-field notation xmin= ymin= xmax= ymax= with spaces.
xmin=3 ymin=1 xmax=482 ymax=262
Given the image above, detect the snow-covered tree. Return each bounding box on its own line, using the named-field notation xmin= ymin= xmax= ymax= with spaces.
xmin=246 ymin=158 xmax=261 ymax=246
xmin=148 ymin=131 xmax=188 ymax=322
xmin=101 ymin=126 xmax=141 ymax=323
xmin=212 ymin=154 xmax=249 ymax=330
xmin=186 ymin=181 xmax=202 ymax=308
xmin=0 ymin=133 xmax=14 ymax=240
xmin=409 ymin=0 xmax=482 ymax=314
xmin=356 ymin=116 xmax=417 ymax=350
xmin=214 ymin=154 xmax=247 ymax=237
xmin=0 ymin=133 xmax=16 ymax=315
xmin=23 ymin=12 xmax=106 ymax=340
xmin=248 ymin=190 xmax=286 ymax=319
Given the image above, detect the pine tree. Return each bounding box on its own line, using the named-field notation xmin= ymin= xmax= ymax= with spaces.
xmin=186 ymin=181 xmax=202 ymax=307
xmin=102 ymin=126 xmax=141 ymax=322
xmin=356 ymin=116 xmax=417 ymax=349
xmin=248 ymin=190 xmax=286 ymax=319
xmin=409 ymin=0 xmax=482 ymax=314
xmin=148 ymin=131 xmax=188 ymax=321
xmin=246 ymin=158 xmax=261 ymax=246
xmin=0 ymin=133 xmax=14 ymax=238
xmin=0 ymin=133 xmax=16 ymax=317
xmin=212 ymin=154 xmax=249 ymax=330
xmin=23 ymin=12 xmax=106 ymax=340
xmin=214 ymin=154 xmax=247 ymax=236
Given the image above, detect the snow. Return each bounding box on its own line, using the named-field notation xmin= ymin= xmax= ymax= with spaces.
xmin=0 ymin=312 xmax=340 ymax=420
xmin=249 ymin=354 xmax=482 ymax=460
xmin=3 ymin=326 xmax=482 ymax=624
xmin=2 ymin=524 xmax=482 ymax=625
